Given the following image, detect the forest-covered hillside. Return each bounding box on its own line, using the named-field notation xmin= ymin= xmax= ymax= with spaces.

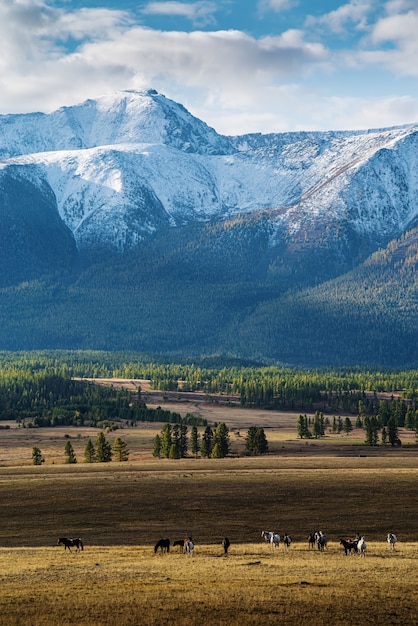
xmin=0 ymin=218 xmax=416 ymax=368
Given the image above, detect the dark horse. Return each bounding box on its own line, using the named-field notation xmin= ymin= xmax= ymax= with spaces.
xmin=222 ymin=537 xmax=230 ymax=555
xmin=154 ymin=538 xmax=170 ymax=554
xmin=57 ymin=537 xmax=84 ymax=552
xmin=173 ymin=539 xmax=185 ymax=553
xmin=308 ymin=533 xmax=316 ymax=549
xmin=340 ymin=538 xmax=358 ymax=555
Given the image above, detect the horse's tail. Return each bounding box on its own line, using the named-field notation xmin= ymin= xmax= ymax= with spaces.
xmin=79 ymin=539 xmax=84 ymax=551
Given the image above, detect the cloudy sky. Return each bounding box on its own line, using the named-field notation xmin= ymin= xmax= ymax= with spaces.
xmin=1 ymin=0 xmax=417 ymax=134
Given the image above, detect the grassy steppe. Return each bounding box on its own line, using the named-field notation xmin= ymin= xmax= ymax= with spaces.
xmin=1 ymin=542 xmax=417 ymax=626
xmin=1 ymin=457 xmax=418 ymax=624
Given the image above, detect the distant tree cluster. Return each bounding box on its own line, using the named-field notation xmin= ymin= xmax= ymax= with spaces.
xmin=31 ymin=432 xmax=130 ymax=465
xmin=153 ymin=422 xmax=232 ymax=459
xmin=83 ymin=432 xmax=129 ymax=463
xmin=245 ymin=427 xmax=269 ymax=455
xmin=152 ymin=423 xmax=269 ymax=459
xmin=296 ymin=404 xmax=409 ymax=447
xmin=297 ymin=412 xmax=327 ymax=439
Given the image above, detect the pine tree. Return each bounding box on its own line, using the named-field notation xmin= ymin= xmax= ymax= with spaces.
xmin=387 ymin=417 xmax=401 ymax=447
xmin=245 ymin=426 xmax=268 ymax=455
xmin=113 ymin=437 xmax=129 ymax=462
xmin=343 ymin=417 xmax=353 ymax=434
xmin=160 ymin=423 xmax=172 ymax=458
xmin=95 ymin=432 xmax=112 ymax=462
xmin=64 ymin=440 xmax=77 ymax=464
xmin=32 ymin=446 xmax=44 ymax=465
xmin=245 ymin=426 xmax=258 ymax=454
xmin=254 ymin=427 xmax=269 ymax=454
xmin=171 ymin=423 xmax=180 ymax=458
xmin=169 ymin=443 xmax=180 ymax=459
xmin=211 ymin=442 xmax=222 ymax=458
xmin=179 ymin=423 xmax=188 ymax=458
xmin=312 ymin=411 xmax=322 ymax=438
xmin=201 ymin=425 xmax=213 ymax=458
xmin=364 ymin=416 xmax=379 ymax=446
xmin=213 ymin=423 xmax=230 ymax=458
xmin=153 ymin=434 xmax=162 ymax=458
xmin=297 ymin=414 xmax=311 ymax=438
xmin=190 ymin=425 xmax=200 ymax=457
xmin=84 ymin=438 xmax=96 ymax=463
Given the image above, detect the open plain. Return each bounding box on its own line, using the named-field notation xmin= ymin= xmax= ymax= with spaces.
xmin=0 ymin=382 xmax=417 ymax=625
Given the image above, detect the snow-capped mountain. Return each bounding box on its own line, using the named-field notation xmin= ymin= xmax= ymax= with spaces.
xmin=1 ymin=89 xmax=417 ymax=367
xmin=1 ymin=89 xmax=417 ymax=254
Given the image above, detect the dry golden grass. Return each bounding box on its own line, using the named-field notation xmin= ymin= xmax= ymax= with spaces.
xmin=1 ymin=542 xmax=417 ymax=625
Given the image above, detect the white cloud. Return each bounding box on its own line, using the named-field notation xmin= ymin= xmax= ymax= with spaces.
xmin=0 ymin=0 xmax=416 ymax=134
xmin=142 ymin=2 xmax=217 ymax=26
xmin=361 ymin=9 xmax=418 ymax=76
xmin=258 ymin=0 xmax=298 ymax=14
xmin=305 ymin=0 xmax=373 ymax=34
xmin=384 ymin=0 xmax=416 ymax=15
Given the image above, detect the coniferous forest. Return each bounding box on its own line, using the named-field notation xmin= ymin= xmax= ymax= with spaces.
xmin=0 ymin=351 xmax=416 ymax=439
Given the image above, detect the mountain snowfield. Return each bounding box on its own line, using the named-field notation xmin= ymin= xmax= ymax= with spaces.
xmin=1 ymin=89 xmax=417 ymax=253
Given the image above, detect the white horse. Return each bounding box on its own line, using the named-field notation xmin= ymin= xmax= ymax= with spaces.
xmin=261 ymin=531 xmax=280 ymax=548
xmin=315 ymin=531 xmax=327 ymax=551
xmin=387 ymin=533 xmax=397 ymax=550
xmin=357 ymin=536 xmax=367 ymax=556
xmin=184 ymin=537 xmax=194 ymax=556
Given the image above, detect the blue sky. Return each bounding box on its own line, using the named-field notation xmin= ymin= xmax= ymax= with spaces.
xmin=1 ymin=0 xmax=417 ymax=134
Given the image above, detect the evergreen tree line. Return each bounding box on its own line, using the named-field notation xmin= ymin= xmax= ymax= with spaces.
xmin=153 ymin=423 xmax=269 ymax=459
xmin=32 ymin=432 xmax=130 ymax=465
xmin=297 ymin=405 xmax=418 ymax=446
xmin=0 ymin=370 xmax=206 ymax=428
xmin=33 ymin=424 xmax=269 ymax=465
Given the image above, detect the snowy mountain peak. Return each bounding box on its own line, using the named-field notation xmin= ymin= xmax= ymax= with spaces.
xmin=1 ymin=89 xmax=418 ymax=255
xmin=0 ymin=89 xmax=233 ymax=158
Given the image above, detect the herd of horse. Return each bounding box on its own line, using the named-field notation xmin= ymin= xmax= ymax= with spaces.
xmin=154 ymin=537 xmax=197 ymax=556
xmin=262 ymin=531 xmax=397 ymax=556
xmin=56 ymin=532 xmax=398 ymax=555
xmin=153 ymin=536 xmax=231 ymax=556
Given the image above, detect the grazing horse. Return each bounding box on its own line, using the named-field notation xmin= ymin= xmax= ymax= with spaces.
xmin=308 ymin=533 xmax=316 ymax=549
xmin=283 ymin=534 xmax=292 ymax=550
xmin=357 ymin=536 xmax=367 ymax=556
xmin=184 ymin=537 xmax=194 ymax=556
xmin=340 ymin=538 xmax=358 ymax=555
xmin=387 ymin=533 xmax=397 ymax=550
xmin=173 ymin=539 xmax=185 ymax=553
xmin=154 ymin=538 xmax=170 ymax=554
xmin=315 ymin=531 xmax=327 ymax=551
xmin=261 ymin=531 xmax=280 ymax=548
xmin=222 ymin=537 xmax=230 ymax=555
xmin=57 ymin=537 xmax=83 ymax=552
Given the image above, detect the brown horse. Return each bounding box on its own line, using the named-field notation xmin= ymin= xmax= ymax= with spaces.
xmin=57 ymin=537 xmax=84 ymax=552
xmin=222 ymin=537 xmax=230 ymax=555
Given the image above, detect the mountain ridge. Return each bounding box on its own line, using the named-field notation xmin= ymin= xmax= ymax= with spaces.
xmin=0 ymin=89 xmax=417 ymax=367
